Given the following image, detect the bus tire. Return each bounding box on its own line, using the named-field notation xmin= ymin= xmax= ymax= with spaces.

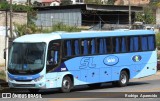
xmin=61 ymin=76 xmax=73 ymax=93
xmin=28 ymin=89 xmax=39 ymax=93
xmin=117 ymin=71 xmax=129 ymax=87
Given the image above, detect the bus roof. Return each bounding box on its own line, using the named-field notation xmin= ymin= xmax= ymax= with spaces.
xmin=60 ymin=30 xmax=154 ymax=39
xmin=14 ymin=30 xmax=155 ymax=43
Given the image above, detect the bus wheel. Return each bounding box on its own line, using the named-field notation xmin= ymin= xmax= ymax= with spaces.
xmin=28 ymin=89 xmax=39 ymax=93
xmin=118 ymin=71 xmax=129 ymax=87
xmin=61 ymin=76 xmax=73 ymax=93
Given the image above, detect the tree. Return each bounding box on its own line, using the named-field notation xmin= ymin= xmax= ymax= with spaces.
xmin=26 ymin=0 xmax=32 ymax=6
xmin=84 ymin=0 xmax=103 ymax=4
xmin=60 ymin=0 xmax=72 ymax=6
xmin=135 ymin=6 xmax=156 ymax=24
xmin=33 ymin=1 xmax=42 ymax=7
xmin=0 ymin=0 xmax=6 ymax=2
xmin=107 ymin=0 xmax=115 ymax=5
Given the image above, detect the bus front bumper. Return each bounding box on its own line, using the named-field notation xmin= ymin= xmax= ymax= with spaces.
xmin=8 ymin=80 xmax=46 ymax=89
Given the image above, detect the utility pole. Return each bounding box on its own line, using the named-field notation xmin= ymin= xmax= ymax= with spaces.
xmin=129 ymin=0 xmax=131 ymax=29
xmin=10 ymin=0 xmax=13 ymax=38
xmin=5 ymin=10 xmax=8 ymax=82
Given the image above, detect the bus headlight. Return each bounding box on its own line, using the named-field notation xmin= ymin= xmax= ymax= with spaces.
xmin=34 ymin=75 xmax=44 ymax=82
xmin=8 ymin=77 xmax=13 ymax=81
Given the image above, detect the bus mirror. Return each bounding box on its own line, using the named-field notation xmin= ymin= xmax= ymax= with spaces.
xmin=4 ymin=51 xmax=6 ymax=59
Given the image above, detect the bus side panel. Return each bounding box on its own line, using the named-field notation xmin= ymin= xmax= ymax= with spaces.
xmin=45 ymin=73 xmax=58 ymax=88
xmin=132 ymin=51 xmax=157 ymax=78
xmin=87 ymin=68 xmax=99 ymax=83
xmin=133 ymin=63 xmax=157 ymax=78
xmin=99 ymin=67 xmax=112 ymax=82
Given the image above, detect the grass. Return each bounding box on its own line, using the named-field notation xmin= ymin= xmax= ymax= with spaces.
xmin=0 ymin=70 xmax=6 ymax=81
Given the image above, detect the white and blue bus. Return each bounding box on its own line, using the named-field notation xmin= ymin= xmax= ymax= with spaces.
xmin=8 ymin=30 xmax=157 ymax=93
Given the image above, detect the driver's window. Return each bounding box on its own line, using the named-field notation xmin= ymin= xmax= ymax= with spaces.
xmin=46 ymin=40 xmax=60 ymax=72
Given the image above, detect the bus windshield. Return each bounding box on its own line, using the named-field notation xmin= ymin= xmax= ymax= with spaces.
xmin=8 ymin=42 xmax=46 ymax=75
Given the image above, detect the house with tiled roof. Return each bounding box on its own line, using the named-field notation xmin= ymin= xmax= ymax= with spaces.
xmin=41 ymin=0 xmax=61 ymax=6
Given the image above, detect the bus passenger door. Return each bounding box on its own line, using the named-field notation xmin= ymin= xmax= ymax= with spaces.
xmin=100 ymin=68 xmax=112 ymax=82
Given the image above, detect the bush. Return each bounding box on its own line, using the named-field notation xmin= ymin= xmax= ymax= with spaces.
xmin=51 ymin=23 xmax=81 ymax=32
xmin=156 ymin=33 xmax=160 ymax=49
xmin=0 ymin=70 xmax=6 ymax=81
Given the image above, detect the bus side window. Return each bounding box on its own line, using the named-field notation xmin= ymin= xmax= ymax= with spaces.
xmin=148 ymin=35 xmax=155 ymax=51
xmin=97 ymin=38 xmax=106 ymax=54
xmin=81 ymin=39 xmax=88 ymax=55
xmin=129 ymin=37 xmax=134 ymax=52
xmin=91 ymin=39 xmax=96 ymax=54
xmin=121 ymin=37 xmax=127 ymax=52
xmin=47 ymin=40 xmax=60 ymax=72
xmin=74 ymin=40 xmax=80 ymax=55
xmin=112 ymin=37 xmax=120 ymax=53
xmin=105 ymin=37 xmax=112 ymax=53
xmin=133 ymin=37 xmax=140 ymax=51
xmin=141 ymin=36 xmax=148 ymax=51
xmin=64 ymin=40 xmax=72 ymax=57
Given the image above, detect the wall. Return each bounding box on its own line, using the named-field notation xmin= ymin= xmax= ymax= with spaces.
xmin=156 ymin=8 xmax=160 ymax=25
xmin=0 ymin=11 xmax=27 ymax=26
xmin=0 ymin=35 xmax=5 ymax=66
xmin=35 ymin=9 xmax=82 ymax=28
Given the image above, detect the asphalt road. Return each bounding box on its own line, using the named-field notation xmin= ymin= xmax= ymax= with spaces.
xmin=1 ymin=78 xmax=160 ymax=101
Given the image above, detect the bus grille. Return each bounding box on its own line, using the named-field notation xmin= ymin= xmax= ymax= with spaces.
xmin=12 ymin=84 xmax=35 ymax=87
xmin=15 ymin=80 xmax=32 ymax=82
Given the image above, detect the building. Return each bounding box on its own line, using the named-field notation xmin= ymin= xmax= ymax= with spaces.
xmin=41 ymin=0 xmax=61 ymax=6
xmin=71 ymin=0 xmax=84 ymax=4
xmin=34 ymin=4 xmax=143 ymax=30
xmin=6 ymin=0 xmax=27 ymax=5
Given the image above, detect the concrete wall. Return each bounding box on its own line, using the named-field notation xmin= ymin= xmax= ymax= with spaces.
xmin=156 ymin=8 xmax=160 ymax=25
xmin=0 ymin=35 xmax=5 ymax=65
xmin=0 ymin=11 xmax=27 ymax=26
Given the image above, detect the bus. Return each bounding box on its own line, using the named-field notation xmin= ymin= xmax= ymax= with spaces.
xmin=8 ymin=30 xmax=157 ymax=93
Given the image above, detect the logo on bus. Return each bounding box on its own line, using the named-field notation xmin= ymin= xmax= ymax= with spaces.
xmin=79 ymin=57 xmax=96 ymax=69
xmin=103 ymin=55 xmax=119 ymax=66
xmin=132 ymin=55 xmax=142 ymax=62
